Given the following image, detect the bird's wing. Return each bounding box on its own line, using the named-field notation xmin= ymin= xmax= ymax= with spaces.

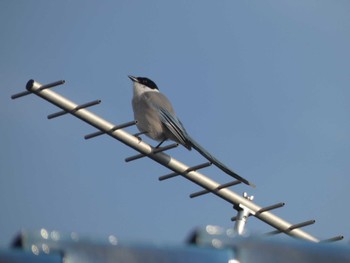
xmin=158 ymin=107 xmax=190 ymax=147
xmin=143 ymin=92 xmax=190 ymax=147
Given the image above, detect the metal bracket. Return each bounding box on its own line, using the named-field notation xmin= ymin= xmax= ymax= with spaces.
xmin=233 ymin=192 xmax=255 ymax=235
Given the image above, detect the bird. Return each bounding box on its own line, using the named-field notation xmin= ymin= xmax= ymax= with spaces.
xmin=128 ymin=75 xmax=255 ymax=188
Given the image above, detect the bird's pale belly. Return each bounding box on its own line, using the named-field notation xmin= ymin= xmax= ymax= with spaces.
xmin=134 ymin=109 xmax=166 ymax=142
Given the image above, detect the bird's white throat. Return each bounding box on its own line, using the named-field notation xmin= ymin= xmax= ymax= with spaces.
xmin=133 ymin=82 xmax=159 ymax=98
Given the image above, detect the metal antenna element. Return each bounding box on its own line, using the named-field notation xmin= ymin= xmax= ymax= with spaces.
xmin=11 ymin=80 xmax=65 ymax=99
xmin=266 ymin=220 xmax=316 ymax=236
xmin=125 ymin=143 xmax=179 ymax=162
xmin=11 ymin=79 xmax=343 ymax=243
xmin=47 ymin=100 xmax=101 ymax=119
xmin=321 ymin=236 xmax=344 ymax=243
xmin=190 ymin=180 xmax=241 ymax=198
xmin=159 ymin=162 xmax=212 ymax=181
xmin=256 ymin=202 xmax=285 ymax=215
xmin=231 ymin=202 xmax=285 ymax=221
xmin=84 ymin=121 xmax=137 ymax=140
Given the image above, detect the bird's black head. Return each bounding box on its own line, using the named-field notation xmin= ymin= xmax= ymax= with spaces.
xmin=128 ymin=75 xmax=159 ymax=90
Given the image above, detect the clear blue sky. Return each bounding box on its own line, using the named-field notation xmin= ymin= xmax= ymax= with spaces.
xmin=1 ymin=1 xmax=350 ymax=246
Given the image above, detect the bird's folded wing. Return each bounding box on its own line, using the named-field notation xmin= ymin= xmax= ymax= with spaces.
xmin=157 ymin=107 xmax=189 ymax=147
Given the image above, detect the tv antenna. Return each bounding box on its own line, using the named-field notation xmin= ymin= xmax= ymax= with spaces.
xmin=12 ymin=79 xmax=343 ymax=243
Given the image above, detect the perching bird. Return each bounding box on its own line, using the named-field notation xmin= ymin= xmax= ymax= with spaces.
xmin=128 ymin=75 xmax=255 ymax=188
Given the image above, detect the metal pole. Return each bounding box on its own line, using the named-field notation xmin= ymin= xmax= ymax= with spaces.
xmin=233 ymin=193 xmax=254 ymax=236
xmin=234 ymin=208 xmax=251 ymax=235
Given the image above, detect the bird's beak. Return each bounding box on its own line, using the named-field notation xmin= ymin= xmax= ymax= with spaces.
xmin=128 ymin=75 xmax=138 ymax=82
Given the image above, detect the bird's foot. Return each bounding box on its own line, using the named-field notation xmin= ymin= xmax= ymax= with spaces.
xmin=154 ymin=140 xmax=166 ymax=149
xmin=133 ymin=131 xmax=148 ymax=143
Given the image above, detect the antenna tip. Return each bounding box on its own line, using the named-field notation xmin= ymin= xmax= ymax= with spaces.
xmin=249 ymin=182 xmax=256 ymax=188
xmin=25 ymin=79 xmax=35 ymax=91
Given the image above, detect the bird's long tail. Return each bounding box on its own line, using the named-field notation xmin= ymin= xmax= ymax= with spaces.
xmin=156 ymin=106 xmax=255 ymax=187
xmin=187 ymin=135 xmax=256 ymax=188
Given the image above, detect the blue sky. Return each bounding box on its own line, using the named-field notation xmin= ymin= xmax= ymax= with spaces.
xmin=1 ymin=1 xmax=350 ymax=246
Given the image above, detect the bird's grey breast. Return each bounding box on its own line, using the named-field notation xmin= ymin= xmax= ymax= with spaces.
xmin=132 ymin=92 xmax=175 ymax=141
